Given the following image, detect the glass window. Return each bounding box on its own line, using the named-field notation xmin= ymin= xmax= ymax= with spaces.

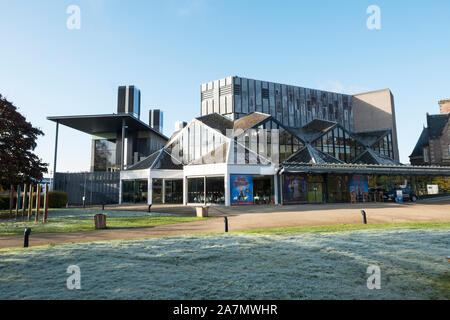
xmin=205 ymin=177 xmax=225 ymax=204
xmin=187 ymin=177 xmax=204 ymax=203
xmin=94 ymin=139 xmax=116 ymax=172
xmin=152 ymin=179 xmax=163 ymax=203
xmin=122 ymin=180 xmax=147 ymax=203
xmin=164 ymin=179 xmax=183 ymax=204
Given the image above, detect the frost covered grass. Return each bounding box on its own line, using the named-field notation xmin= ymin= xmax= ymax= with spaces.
xmin=236 ymin=222 xmax=450 ymax=235
xmin=0 ymin=228 xmax=448 ymax=300
xmin=0 ymin=209 xmax=202 ymax=235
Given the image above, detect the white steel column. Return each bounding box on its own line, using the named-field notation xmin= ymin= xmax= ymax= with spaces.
xmin=274 ymin=173 xmax=279 ymax=205
xmin=147 ymin=172 xmax=152 ymax=205
xmin=224 ymin=171 xmax=230 ymax=206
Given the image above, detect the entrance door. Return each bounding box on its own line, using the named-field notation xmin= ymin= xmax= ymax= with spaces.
xmin=308 ymin=183 xmax=323 ymax=203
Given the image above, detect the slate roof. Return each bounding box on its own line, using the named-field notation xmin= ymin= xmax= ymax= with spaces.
xmin=427 ymin=113 xmax=449 ymax=139
xmin=410 ymin=127 xmax=429 ymax=158
xmin=353 ymin=129 xmax=391 ymax=147
xmin=126 ymin=150 xmax=161 ymax=170
xmin=354 ymin=149 xmax=401 ymax=166
xmin=126 ymin=148 xmax=183 ymax=171
xmin=196 ymin=113 xmax=234 ymax=135
xmin=233 ymin=112 xmax=271 ymax=133
xmin=284 ymin=144 xmax=344 ymax=165
xmin=293 ymin=119 xmax=337 ymax=143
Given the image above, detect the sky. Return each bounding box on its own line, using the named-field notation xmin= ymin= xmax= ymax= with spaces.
xmin=1 ymin=0 xmax=449 ymax=173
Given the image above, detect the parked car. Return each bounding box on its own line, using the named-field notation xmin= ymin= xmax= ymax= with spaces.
xmin=384 ymin=188 xmax=418 ymax=202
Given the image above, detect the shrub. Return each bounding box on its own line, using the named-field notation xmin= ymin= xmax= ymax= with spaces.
xmin=0 ymin=196 xmax=10 ymax=210
xmin=47 ymin=191 xmax=68 ymax=208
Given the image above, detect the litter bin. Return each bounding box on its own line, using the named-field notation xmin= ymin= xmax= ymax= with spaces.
xmin=196 ymin=206 xmax=209 ymax=217
xmin=94 ymin=214 xmax=107 ymax=229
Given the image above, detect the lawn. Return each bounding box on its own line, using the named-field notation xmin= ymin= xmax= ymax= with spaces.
xmin=0 ymin=226 xmax=448 ymax=299
xmin=0 ymin=209 xmax=204 ymax=235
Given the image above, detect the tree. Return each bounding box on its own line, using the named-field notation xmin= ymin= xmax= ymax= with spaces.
xmin=0 ymin=94 xmax=48 ymax=188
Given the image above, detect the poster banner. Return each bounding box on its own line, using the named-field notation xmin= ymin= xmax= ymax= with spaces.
xmin=230 ymin=175 xmax=253 ymax=205
xmin=283 ymin=173 xmax=307 ymax=204
xmin=349 ymin=175 xmax=368 ymax=198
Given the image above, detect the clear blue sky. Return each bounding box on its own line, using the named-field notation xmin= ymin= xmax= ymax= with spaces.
xmin=1 ymin=0 xmax=449 ymax=173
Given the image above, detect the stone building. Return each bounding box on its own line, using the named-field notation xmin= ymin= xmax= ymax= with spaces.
xmin=410 ymin=112 xmax=450 ymax=166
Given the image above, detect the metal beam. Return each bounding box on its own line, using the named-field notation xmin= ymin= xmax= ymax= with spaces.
xmin=121 ymin=118 xmax=126 ymax=170
xmin=52 ymin=121 xmax=59 ymax=190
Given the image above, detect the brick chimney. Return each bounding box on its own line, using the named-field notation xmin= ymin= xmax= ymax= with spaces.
xmin=439 ymin=99 xmax=450 ymax=114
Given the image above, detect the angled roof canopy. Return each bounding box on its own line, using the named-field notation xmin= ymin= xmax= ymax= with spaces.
xmin=284 ymin=144 xmax=343 ymax=165
xmin=126 ymin=148 xmax=183 ymax=171
xmin=47 ymin=113 xmax=168 ymax=140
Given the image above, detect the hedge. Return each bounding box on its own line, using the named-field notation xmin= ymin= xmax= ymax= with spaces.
xmin=0 ymin=191 xmax=68 ymax=210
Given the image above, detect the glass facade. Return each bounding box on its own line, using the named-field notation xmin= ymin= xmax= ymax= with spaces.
xmin=326 ymin=174 xmax=350 ymax=203
xmin=205 ymin=177 xmax=225 ymax=204
xmin=122 ymin=180 xmax=148 ymax=203
xmin=152 ymin=179 xmax=163 ymax=203
xmin=312 ymin=127 xmax=364 ymax=162
xmin=371 ymin=133 xmax=394 ymax=158
xmin=253 ymin=175 xmax=274 ymax=204
xmin=167 ymin=121 xmax=227 ymax=164
xmin=164 ymin=179 xmax=183 ymax=204
xmin=94 ymin=139 xmax=116 ymax=172
xmin=187 ymin=176 xmax=225 ymax=204
xmin=232 ymin=120 xmax=303 ymax=164
xmin=281 ymin=173 xmax=450 ymax=205
xmin=187 ymin=177 xmax=205 ymax=203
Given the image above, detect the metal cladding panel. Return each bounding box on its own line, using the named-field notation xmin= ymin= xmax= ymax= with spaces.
xmin=128 ymin=86 xmax=135 ymax=115
xmin=269 ymin=82 xmax=276 ymax=117
xmin=242 ymin=78 xmax=248 ymax=114
xmin=288 ymin=86 xmax=294 ymax=127
xmin=234 ymin=77 xmax=241 ymax=113
xmin=248 ymin=78 xmax=255 ymax=113
xmin=275 ymin=83 xmax=282 ymax=122
xmin=200 ymin=76 xmax=355 ymax=131
xmin=282 ymin=84 xmax=288 ymax=126
xmin=255 ymin=80 xmax=262 ymax=112
xmin=201 ymin=100 xmax=207 ymax=116
xmin=262 ymin=81 xmax=269 ymax=114
xmin=117 ymin=86 xmax=126 ymax=113
xmin=213 ymin=80 xmax=220 ymax=114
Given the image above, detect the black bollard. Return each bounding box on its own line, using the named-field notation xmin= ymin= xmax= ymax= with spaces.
xmin=148 ymin=204 xmax=152 ymax=213
xmin=224 ymin=216 xmax=229 ymax=232
xmin=361 ymin=210 xmax=367 ymax=224
xmin=102 ymin=202 xmax=105 ymax=211
xmin=24 ymin=228 xmax=31 ymax=248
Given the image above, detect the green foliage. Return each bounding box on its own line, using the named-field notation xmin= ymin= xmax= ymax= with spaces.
xmin=0 ymin=191 xmax=68 ymax=210
xmin=47 ymin=191 xmax=68 ymax=208
xmin=0 ymin=94 xmax=48 ymax=188
xmin=0 ymin=196 xmax=10 ymax=210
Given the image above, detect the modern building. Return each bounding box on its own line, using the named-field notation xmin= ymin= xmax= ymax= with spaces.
xmin=49 ymin=78 xmax=450 ymax=206
xmin=200 ymin=76 xmax=400 ymax=162
xmin=47 ymin=85 xmax=168 ymax=205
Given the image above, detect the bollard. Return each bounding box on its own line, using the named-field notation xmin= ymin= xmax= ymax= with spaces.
xmin=148 ymin=204 xmax=152 ymax=213
xmin=102 ymin=202 xmax=105 ymax=211
xmin=361 ymin=210 xmax=367 ymax=224
xmin=24 ymin=228 xmax=31 ymax=248
xmin=224 ymin=216 xmax=229 ymax=232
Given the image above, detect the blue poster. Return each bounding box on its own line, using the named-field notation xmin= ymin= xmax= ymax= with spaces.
xmin=230 ymin=175 xmax=253 ymax=205
xmin=349 ymin=175 xmax=368 ymax=198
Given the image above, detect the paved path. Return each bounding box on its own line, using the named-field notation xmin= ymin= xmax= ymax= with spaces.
xmin=1 ymin=200 xmax=450 ymax=249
